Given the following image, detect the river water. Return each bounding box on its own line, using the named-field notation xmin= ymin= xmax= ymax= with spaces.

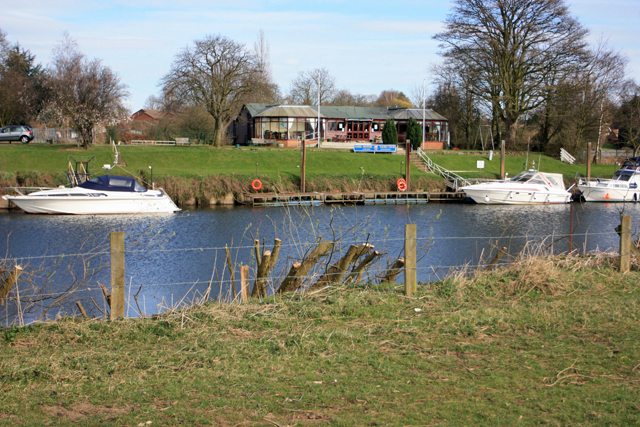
xmin=0 ymin=202 xmax=636 ymax=324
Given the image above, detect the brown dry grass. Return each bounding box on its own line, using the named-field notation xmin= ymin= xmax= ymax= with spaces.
xmin=439 ymin=245 xmax=617 ymax=302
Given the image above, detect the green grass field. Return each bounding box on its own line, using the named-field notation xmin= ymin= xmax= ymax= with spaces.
xmin=1 ymin=254 xmax=638 ymax=425
xmin=0 ymin=143 xmax=618 ymax=182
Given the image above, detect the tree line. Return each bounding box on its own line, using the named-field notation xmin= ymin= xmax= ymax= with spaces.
xmin=431 ymin=0 xmax=640 ymax=158
xmin=0 ymin=30 xmax=128 ymax=148
xmin=1 ymin=0 xmax=639 ymax=154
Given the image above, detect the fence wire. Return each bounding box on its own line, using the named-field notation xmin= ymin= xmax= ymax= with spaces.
xmin=0 ymin=227 xmax=625 ymax=326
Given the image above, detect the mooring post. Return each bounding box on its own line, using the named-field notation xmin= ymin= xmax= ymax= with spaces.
xmin=619 ymin=216 xmax=631 ymax=273
xmin=405 ymin=140 xmax=411 ymax=192
xmin=110 ymin=231 xmax=125 ymax=319
xmin=586 ymin=141 xmax=592 ymax=179
xmin=500 ymin=140 xmax=506 ymax=179
xmin=404 ymin=224 xmax=417 ymax=296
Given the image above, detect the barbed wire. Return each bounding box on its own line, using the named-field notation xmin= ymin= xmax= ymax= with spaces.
xmin=0 ymin=230 xmax=620 ymax=263
xmin=1 ymin=249 xmax=621 ymax=304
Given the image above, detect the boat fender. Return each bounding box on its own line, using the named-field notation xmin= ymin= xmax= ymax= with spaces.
xmin=484 ymin=196 xmax=490 ymax=203
xmin=251 ymin=179 xmax=263 ymax=191
xmin=606 ymin=194 xmax=610 ymax=200
xmin=397 ymin=178 xmax=407 ymax=192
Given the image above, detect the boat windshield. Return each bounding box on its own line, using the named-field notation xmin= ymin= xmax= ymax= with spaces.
xmin=511 ymin=172 xmax=535 ymax=182
xmin=613 ymin=172 xmax=633 ymax=181
xmin=511 ymin=172 xmax=546 ymax=185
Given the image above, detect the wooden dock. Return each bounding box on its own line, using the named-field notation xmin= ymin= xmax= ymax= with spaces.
xmin=240 ymin=191 xmax=466 ymax=207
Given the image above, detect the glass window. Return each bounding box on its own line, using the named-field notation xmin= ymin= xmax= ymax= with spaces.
xmin=109 ymin=178 xmax=132 ymax=187
xmin=328 ymin=121 xmax=336 ymax=131
xmin=372 ymin=122 xmax=379 ymax=131
xmin=337 ymin=122 xmax=344 ymax=131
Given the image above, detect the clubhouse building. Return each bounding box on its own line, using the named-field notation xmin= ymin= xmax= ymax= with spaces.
xmin=231 ymin=104 xmax=449 ymax=149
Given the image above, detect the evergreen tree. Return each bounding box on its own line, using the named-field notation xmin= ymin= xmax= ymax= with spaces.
xmin=406 ymin=117 xmax=422 ymax=150
xmin=382 ymin=118 xmax=397 ymax=145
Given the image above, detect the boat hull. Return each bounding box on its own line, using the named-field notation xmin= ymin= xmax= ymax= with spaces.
xmin=3 ymin=192 xmax=181 ymax=214
xmin=578 ymin=182 xmax=640 ymax=202
xmin=461 ymin=186 xmax=571 ymax=205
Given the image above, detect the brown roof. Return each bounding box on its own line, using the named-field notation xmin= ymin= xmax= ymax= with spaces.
xmin=131 ymin=109 xmax=169 ymax=121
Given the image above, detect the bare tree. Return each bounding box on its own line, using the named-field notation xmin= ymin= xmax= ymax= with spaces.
xmin=434 ymin=0 xmax=589 ymax=149
xmin=43 ymin=33 xmax=128 ymax=147
xmin=289 ymin=68 xmax=336 ymax=105
xmin=532 ymin=40 xmax=626 ymax=155
xmin=161 ymin=34 xmax=256 ymax=146
xmin=430 ymin=62 xmax=481 ymax=148
xmin=246 ymin=30 xmax=280 ymax=104
xmin=143 ymin=94 xmax=164 ymax=110
xmin=615 ymin=81 xmax=640 ymax=155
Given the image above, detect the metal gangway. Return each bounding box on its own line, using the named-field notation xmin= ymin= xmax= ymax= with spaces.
xmin=416 ymin=148 xmax=473 ymax=190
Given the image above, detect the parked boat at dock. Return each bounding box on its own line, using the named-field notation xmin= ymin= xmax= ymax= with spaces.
xmin=460 ymin=170 xmax=572 ymax=205
xmin=578 ymin=157 xmax=640 ymax=202
xmin=3 ymin=175 xmax=181 ymax=214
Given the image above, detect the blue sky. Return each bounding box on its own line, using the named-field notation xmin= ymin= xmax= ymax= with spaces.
xmin=2 ymin=0 xmax=639 ymax=110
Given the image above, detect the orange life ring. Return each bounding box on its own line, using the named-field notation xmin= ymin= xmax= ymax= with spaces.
xmin=251 ymin=179 xmax=262 ymax=191
xmin=397 ymin=178 xmax=407 ymax=192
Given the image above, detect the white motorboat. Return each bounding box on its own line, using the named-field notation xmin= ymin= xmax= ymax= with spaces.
xmin=460 ymin=170 xmax=572 ymax=204
xmin=577 ymin=157 xmax=640 ymax=202
xmin=3 ymin=175 xmax=181 ymax=214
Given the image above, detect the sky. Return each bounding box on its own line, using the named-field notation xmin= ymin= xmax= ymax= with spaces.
xmin=2 ymin=0 xmax=639 ymax=111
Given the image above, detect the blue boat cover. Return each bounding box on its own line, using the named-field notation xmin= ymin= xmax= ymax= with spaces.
xmin=79 ymin=175 xmax=147 ymax=192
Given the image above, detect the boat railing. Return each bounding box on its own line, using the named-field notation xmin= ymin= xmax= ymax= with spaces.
xmin=578 ymin=177 xmax=611 ymax=186
xmin=4 ymin=186 xmax=61 ymax=196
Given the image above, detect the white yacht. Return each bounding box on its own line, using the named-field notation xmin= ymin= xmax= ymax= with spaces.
xmin=577 ymin=158 xmax=640 ymax=202
xmin=461 ymin=170 xmax=572 ymax=205
xmin=3 ymin=175 xmax=181 ymax=214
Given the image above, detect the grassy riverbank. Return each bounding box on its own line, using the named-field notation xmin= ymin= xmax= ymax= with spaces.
xmin=1 ymin=254 xmax=639 ymax=425
xmin=0 ymin=143 xmax=621 ymax=203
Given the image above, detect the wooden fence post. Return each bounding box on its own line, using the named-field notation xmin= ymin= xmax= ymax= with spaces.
xmin=110 ymin=231 xmax=125 ymax=319
xmin=240 ymin=265 xmax=250 ymax=303
xmin=619 ymin=216 xmax=631 ymax=273
xmin=404 ymin=224 xmax=417 ymax=296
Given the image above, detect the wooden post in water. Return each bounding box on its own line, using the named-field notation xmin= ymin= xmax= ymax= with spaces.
xmin=404 ymin=224 xmax=417 ymax=296
xmin=225 ymin=245 xmax=236 ymax=296
xmin=405 ymin=140 xmax=411 ymax=192
xmin=0 ymin=265 xmax=23 ymax=305
xmin=485 ymin=247 xmax=507 ymax=271
xmin=76 ymin=302 xmax=89 ymax=319
xmin=382 ymin=258 xmax=405 ymax=284
xmin=500 ymin=140 xmax=506 ymax=179
xmin=110 ymin=231 xmax=125 ymax=319
xmin=586 ymin=141 xmax=592 ymax=179
xmin=619 ymin=216 xmax=631 ymax=273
